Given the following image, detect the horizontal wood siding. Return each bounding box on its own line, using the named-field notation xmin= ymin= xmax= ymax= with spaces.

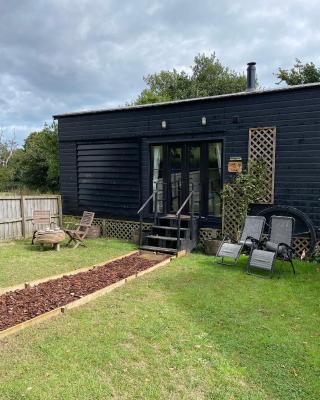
xmin=59 ymin=141 xmax=78 ymax=214
xmin=76 ymin=142 xmax=140 ymax=217
xmin=57 ymin=85 xmax=320 ymax=228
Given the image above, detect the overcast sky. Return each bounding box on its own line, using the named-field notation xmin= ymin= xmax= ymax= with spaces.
xmin=1 ymin=0 xmax=320 ymax=143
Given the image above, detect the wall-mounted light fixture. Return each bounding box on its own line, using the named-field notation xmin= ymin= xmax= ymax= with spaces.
xmin=161 ymin=120 xmax=167 ymax=129
xmin=201 ymin=116 xmax=207 ymax=126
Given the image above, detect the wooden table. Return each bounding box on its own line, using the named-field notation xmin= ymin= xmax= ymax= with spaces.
xmin=35 ymin=229 xmax=66 ymax=251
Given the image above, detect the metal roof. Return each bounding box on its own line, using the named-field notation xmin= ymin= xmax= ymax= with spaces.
xmin=53 ymin=82 xmax=320 ymax=118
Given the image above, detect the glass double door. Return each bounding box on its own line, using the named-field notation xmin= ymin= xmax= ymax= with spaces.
xmin=151 ymin=142 xmax=222 ymax=217
xmin=168 ymin=144 xmax=200 ymax=213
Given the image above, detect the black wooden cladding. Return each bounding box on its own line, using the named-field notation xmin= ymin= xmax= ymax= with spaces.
xmin=75 ymin=142 xmax=140 ymax=217
xmin=59 ymin=141 xmax=78 ymax=215
xmin=57 ymin=85 xmax=320 ymax=228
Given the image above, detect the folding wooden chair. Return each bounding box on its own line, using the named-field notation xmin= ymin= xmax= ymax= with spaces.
xmin=64 ymin=211 xmax=95 ymax=249
xmin=31 ymin=210 xmax=55 ymax=244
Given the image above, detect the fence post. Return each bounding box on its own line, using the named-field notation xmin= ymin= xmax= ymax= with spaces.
xmin=20 ymin=196 xmax=26 ymax=238
xmin=57 ymin=195 xmax=63 ymax=228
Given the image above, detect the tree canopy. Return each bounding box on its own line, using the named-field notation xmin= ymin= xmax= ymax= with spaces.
xmin=14 ymin=123 xmax=59 ymax=192
xmin=0 ymin=123 xmax=59 ymax=193
xmin=135 ymin=53 xmax=248 ymax=104
xmin=276 ymin=59 xmax=320 ymax=85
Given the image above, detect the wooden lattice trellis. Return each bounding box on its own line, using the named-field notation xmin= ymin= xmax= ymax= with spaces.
xmin=64 ymin=215 xmax=317 ymax=257
xmin=201 ymin=227 xmax=316 ymax=258
xmin=292 ymin=237 xmax=310 ymax=257
xmin=63 ymin=216 xmax=151 ymax=240
xmin=292 ymin=236 xmax=316 ymax=258
xmin=248 ymin=127 xmax=276 ymax=204
xmin=199 ymin=228 xmax=221 ymax=244
xmin=260 ymin=234 xmax=313 ymax=258
xmin=222 ymin=185 xmax=245 ymax=240
xmin=104 ymin=219 xmax=151 ymax=240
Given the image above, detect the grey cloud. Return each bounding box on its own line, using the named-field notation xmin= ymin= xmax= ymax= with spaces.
xmin=0 ymin=0 xmax=319 ymax=142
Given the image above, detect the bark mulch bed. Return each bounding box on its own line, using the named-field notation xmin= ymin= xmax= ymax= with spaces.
xmin=0 ymin=252 xmax=169 ymax=331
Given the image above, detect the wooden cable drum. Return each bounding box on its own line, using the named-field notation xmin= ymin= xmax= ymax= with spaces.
xmin=35 ymin=230 xmax=65 ymax=244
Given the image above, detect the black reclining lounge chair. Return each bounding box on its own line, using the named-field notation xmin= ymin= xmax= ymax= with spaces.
xmin=247 ymin=215 xmax=295 ymax=277
xmin=216 ymin=215 xmax=266 ymax=266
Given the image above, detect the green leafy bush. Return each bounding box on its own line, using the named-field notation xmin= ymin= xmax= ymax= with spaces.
xmin=222 ymin=160 xmax=268 ymax=239
xmin=310 ymin=245 xmax=320 ymax=263
xmin=11 ymin=123 xmax=59 ymax=193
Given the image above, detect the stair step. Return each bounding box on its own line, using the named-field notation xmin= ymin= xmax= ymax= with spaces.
xmin=153 ymin=225 xmax=188 ymax=231
xmin=160 ymin=214 xmax=191 ymax=220
xmin=140 ymin=245 xmax=177 ymax=254
xmin=147 ymin=235 xmax=178 ymax=241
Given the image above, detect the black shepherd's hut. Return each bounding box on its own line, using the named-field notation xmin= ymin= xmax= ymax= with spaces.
xmin=54 ymin=63 xmax=320 ymax=254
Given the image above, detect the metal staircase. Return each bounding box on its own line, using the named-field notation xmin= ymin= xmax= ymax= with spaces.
xmin=137 ymin=182 xmax=198 ymax=255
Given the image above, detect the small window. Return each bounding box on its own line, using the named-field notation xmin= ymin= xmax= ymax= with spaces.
xmin=208 ymin=142 xmax=222 ymax=216
xmin=188 ymin=145 xmax=201 ymax=213
xmin=151 ymin=145 xmax=164 ymax=212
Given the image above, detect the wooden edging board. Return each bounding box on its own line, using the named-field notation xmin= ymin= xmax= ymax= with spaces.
xmin=0 ymin=254 xmax=173 ymax=341
xmin=0 ymin=250 xmax=139 ymax=295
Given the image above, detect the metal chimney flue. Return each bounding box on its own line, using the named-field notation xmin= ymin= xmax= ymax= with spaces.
xmin=246 ymin=62 xmax=256 ymax=91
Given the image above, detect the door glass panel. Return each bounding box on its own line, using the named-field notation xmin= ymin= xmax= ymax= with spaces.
xmin=188 ymin=145 xmax=200 ymax=213
xmin=170 ymin=145 xmax=182 ymax=212
xmin=151 ymin=145 xmax=163 ymax=212
xmin=152 ymin=142 xmax=223 ymax=217
xmin=208 ymin=142 xmax=222 ymax=216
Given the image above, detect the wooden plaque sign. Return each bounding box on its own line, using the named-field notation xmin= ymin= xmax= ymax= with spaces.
xmin=228 ymin=161 xmax=242 ymax=173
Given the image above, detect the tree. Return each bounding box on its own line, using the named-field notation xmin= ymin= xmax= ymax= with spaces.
xmin=0 ymin=129 xmax=17 ymax=168
xmin=0 ymin=129 xmax=18 ymax=191
xmin=12 ymin=123 xmax=59 ymax=192
xmin=276 ymin=59 xmax=320 ymax=85
xmin=135 ymin=53 xmax=248 ymax=104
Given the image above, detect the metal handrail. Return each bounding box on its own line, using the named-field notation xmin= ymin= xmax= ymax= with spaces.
xmin=137 ymin=192 xmax=155 ymax=215
xmin=176 ymin=184 xmax=195 ymax=251
xmin=175 ymin=191 xmax=193 ymax=217
xmin=137 ymin=180 xmax=160 ymax=247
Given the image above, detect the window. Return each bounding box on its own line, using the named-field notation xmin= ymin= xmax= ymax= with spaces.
xmin=208 ymin=142 xmax=222 ymax=216
xmin=188 ymin=145 xmax=201 ymax=213
xmin=151 ymin=145 xmax=164 ymax=212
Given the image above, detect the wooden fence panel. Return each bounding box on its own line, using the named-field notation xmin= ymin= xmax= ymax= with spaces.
xmin=0 ymin=197 xmax=23 ymax=240
xmin=23 ymin=196 xmax=61 ymax=237
xmin=0 ymin=196 xmax=62 ymax=240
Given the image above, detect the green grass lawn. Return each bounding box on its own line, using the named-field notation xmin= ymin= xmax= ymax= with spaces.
xmin=0 ymin=243 xmax=319 ymax=399
xmin=0 ymin=238 xmax=136 ymax=288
